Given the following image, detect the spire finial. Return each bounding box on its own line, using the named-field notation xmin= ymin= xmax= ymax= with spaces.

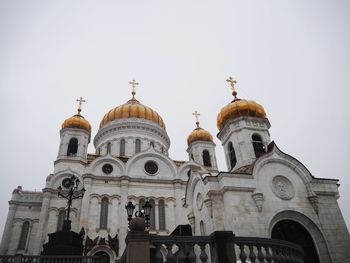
xmin=192 ymin=110 xmax=201 ymax=128
xmin=129 ymin=79 xmax=139 ymax=99
xmin=76 ymin=96 xmax=86 ymax=114
xmin=226 ymin=76 xmax=238 ymax=99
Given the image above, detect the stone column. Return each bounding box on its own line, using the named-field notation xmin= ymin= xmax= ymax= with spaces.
xmin=174 ymin=182 xmax=182 ymax=226
xmin=154 ymin=200 xmax=159 ymax=230
xmin=0 ymin=203 xmax=17 ymax=254
xmin=33 ymin=191 xmax=51 ymax=255
xmin=79 ymin=177 xmax=92 ymax=229
xmin=118 ymin=178 xmax=129 ymax=255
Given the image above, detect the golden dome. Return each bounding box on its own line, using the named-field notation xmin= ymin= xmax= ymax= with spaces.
xmin=99 ymin=98 xmax=166 ymax=129
xmin=187 ymin=127 xmax=213 ymax=145
xmin=62 ymin=114 xmax=92 ymax=133
xmin=217 ymin=99 xmax=267 ymax=131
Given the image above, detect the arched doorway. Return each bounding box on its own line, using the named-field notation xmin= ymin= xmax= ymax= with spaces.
xmin=272 ymin=220 xmax=320 ymax=263
xmin=94 ymin=251 xmax=110 ymax=263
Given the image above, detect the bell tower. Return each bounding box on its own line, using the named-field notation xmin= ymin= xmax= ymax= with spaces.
xmin=187 ymin=111 xmax=218 ymax=170
xmin=57 ymin=97 xmax=91 ymax=161
xmin=217 ymin=77 xmax=271 ymax=171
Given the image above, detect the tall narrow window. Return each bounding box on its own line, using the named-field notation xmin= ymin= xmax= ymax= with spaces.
xmin=120 ymin=139 xmax=125 ymax=156
xmin=17 ymin=221 xmax=30 ymax=250
xmin=200 ymin=221 xmax=206 ymax=235
xmin=252 ymin=134 xmax=265 ymax=158
xmin=67 ymin=138 xmax=78 ymax=156
xmin=228 ymin=142 xmax=237 ymax=169
xmin=158 ymin=200 xmax=166 ymax=230
xmin=149 ymin=199 xmax=156 ymax=230
xmin=202 ymin=150 xmax=212 ymax=167
xmin=97 ymin=147 xmax=101 ymax=155
xmin=57 ymin=210 xmax=66 ymax=231
xmin=139 ymin=199 xmax=145 ymax=212
xmin=107 ymin=142 xmax=112 ymax=154
xmin=150 ymin=141 xmax=154 ymax=148
xmin=135 ymin=139 xmax=141 ymax=153
xmin=100 ymin=197 xmax=109 ymax=229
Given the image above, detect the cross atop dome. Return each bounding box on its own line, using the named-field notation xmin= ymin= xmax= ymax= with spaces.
xmin=129 ymin=79 xmax=139 ymax=99
xmin=192 ymin=111 xmax=201 ymax=128
xmin=226 ymin=76 xmax=238 ymax=99
xmin=76 ymin=96 xmax=86 ymax=114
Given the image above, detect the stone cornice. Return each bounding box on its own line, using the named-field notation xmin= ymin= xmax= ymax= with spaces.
xmin=82 ymin=173 xmax=187 ymax=185
xmin=207 ymin=186 xmax=256 ymax=197
xmin=54 ymin=158 xmax=88 ymax=166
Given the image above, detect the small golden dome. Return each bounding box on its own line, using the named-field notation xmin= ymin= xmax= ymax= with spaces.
xmin=217 ymin=99 xmax=267 ymax=131
xmin=99 ymin=98 xmax=166 ymax=129
xmin=187 ymin=127 xmax=213 ymax=146
xmin=62 ymin=114 xmax=92 ymax=133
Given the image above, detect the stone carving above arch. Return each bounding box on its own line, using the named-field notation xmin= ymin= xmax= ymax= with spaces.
xmin=271 ymin=176 xmax=295 ymax=200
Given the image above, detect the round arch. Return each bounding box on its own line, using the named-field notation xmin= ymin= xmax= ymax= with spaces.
xmin=268 ymin=210 xmax=332 ymax=263
xmin=88 ymin=245 xmax=116 ymax=263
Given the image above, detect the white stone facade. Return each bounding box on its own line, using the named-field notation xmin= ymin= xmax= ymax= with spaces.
xmin=0 ymin=97 xmax=349 ymax=263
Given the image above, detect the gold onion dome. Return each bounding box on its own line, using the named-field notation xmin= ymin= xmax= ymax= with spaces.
xmin=99 ymin=81 xmax=165 ymax=129
xmin=217 ymin=77 xmax=267 ymax=131
xmin=187 ymin=111 xmax=213 ymax=145
xmin=62 ymin=97 xmax=91 ymax=133
xmin=62 ymin=114 xmax=92 ymax=133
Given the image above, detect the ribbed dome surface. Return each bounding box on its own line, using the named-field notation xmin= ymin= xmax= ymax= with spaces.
xmin=62 ymin=114 xmax=92 ymax=133
xmin=99 ymin=98 xmax=165 ymax=129
xmin=217 ymin=99 xmax=266 ymax=131
xmin=187 ymin=127 xmax=213 ymax=145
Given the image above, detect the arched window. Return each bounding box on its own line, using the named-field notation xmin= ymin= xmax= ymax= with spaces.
xmin=135 ymin=139 xmax=141 ymax=153
xmin=228 ymin=142 xmax=237 ymax=169
xmin=252 ymin=134 xmax=265 ymax=158
xmin=200 ymin=221 xmax=206 ymax=235
xmin=161 ymin=146 xmax=164 ymax=153
xmin=67 ymin=138 xmax=78 ymax=156
xmin=190 ymin=154 xmax=194 ymax=160
xmin=150 ymin=141 xmax=154 ymax=148
xmin=202 ymin=150 xmax=212 ymax=167
xmin=139 ymin=198 xmax=145 ymax=212
xmin=100 ymin=197 xmax=109 ymax=229
xmin=149 ymin=199 xmax=156 ymax=230
xmin=158 ymin=200 xmax=166 ymax=230
xmin=107 ymin=142 xmax=112 ymax=154
xmin=57 ymin=210 xmax=66 ymax=231
xmin=17 ymin=221 xmax=30 ymax=250
xmin=120 ymin=139 xmax=125 ymax=156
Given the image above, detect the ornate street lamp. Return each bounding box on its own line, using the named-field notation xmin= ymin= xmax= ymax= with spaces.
xmin=57 ymin=175 xmax=85 ymax=231
xmin=125 ymin=200 xmax=152 ymax=230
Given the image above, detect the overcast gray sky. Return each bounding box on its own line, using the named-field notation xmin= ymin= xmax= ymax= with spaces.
xmin=0 ymin=0 xmax=349 ymax=238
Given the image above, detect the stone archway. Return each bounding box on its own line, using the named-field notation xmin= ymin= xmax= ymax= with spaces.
xmin=269 ymin=210 xmax=332 ymax=263
xmin=272 ymin=220 xmax=319 ymax=263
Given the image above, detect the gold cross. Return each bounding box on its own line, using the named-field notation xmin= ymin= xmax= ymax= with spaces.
xmin=129 ymin=79 xmax=139 ymax=98
xmin=192 ymin=111 xmax=201 ymax=128
xmin=226 ymin=76 xmax=238 ymax=99
xmin=76 ymin=96 xmax=86 ymax=114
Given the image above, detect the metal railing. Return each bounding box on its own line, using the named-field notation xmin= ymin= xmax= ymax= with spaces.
xmin=0 ymin=255 xmax=102 ymax=263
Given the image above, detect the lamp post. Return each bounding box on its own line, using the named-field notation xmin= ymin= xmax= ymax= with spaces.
xmin=57 ymin=175 xmax=85 ymax=231
xmin=125 ymin=200 xmax=152 ymax=230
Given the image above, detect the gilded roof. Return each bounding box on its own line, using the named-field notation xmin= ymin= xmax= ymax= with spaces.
xmin=62 ymin=114 xmax=92 ymax=133
xmin=217 ymin=99 xmax=266 ymax=131
xmin=187 ymin=127 xmax=213 ymax=145
xmin=99 ymin=98 xmax=166 ymax=129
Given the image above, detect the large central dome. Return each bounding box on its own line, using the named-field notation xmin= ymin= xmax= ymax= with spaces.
xmin=99 ymin=97 xmax=166 ymax=129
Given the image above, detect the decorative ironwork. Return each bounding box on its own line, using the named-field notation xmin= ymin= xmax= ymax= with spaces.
xmin=57 ymin=175 xmax=85 ymax=231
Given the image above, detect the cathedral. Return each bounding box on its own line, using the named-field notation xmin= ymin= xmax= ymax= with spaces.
xmin=0 ymin=78 xmax=349 ymax=263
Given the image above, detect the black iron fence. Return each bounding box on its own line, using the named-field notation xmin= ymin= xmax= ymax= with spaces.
xmin=0 ymin=255 xmax=102 ymax=263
